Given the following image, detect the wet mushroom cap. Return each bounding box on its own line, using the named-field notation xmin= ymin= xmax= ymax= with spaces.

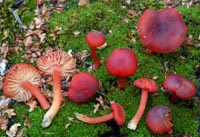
xmin=68 ymin=73 xmax=99 ymax=104
xmin=111 ymin=103 xmax=125 ymax=126
xmin=133 ymin=78 xmax=158 ymax=93
xmin=3 ymin=63 xmax=41 ymax=102
xmin=137 ymin=8 xmax=187 ymax=53
xmin=163 ymin=73 xmax=196 ymax=99
xmin=146 ymin=105 xmax=173 ymax=134
xmin=86 ymin=31 xmax=106 ymax=47
xmin=106 ymin=48 xmax=138 ymax=77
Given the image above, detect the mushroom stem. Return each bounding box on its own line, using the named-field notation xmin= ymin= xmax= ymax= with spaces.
xmin=117 ymin=77 xmax=127 ymax=89
xmin=75 ymin=112 xmax=113 ymax=124
xmin=41 ymin=69 xmax=62 ymax=128
xmin=127 ymin=90 xmax=148 ymax=130
xmin=169 ymin=93 xmax=178 ymax=104
xmin=90 ymin=47 xmax=100 ymax=70
xmin=21 ymin=81 xmax=50 ymax=109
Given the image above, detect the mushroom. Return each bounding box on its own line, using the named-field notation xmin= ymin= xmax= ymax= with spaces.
xmin=146 ymin=105 xmax=173 ymax=134
xmin=86 ymin=31 xmax=106 ymax=70
xmin=137 ymin=8 xmax=187 ymax=54
xmin=75 ymin=102 xmax=125 ymax=126
xmin=163 ymin=73 xmax=196 ymax=103
xmin=37 ymin=50 xmax=76 ymax=128
xmin=3 ymin=63 xmax=50 ymax=109
xmin=127 ymin=78 xmax=158 ymax=130
xmin=68 ymin=73 xmax=99 ymax=104
xmin=106 ymin=48 xmax=138 ymax=89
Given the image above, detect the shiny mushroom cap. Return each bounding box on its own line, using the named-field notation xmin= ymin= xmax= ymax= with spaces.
xmin=37 ymin=50 xmax=76 ymax=77
xmin=3 ymin=63 xmax=41 ymax=102
xmin=86 ymin=31 xmax=106 ymax=48
xmin=137 ymin=8 xmax=187 ymax=53
xmin=146 ymin=105 xmax=173 ymax=134
xmin=111 ymin=103 xmax=125 ymax=126
xmin=133 ymin=78 xmax=158 ymax=93
xmin=68 ymin=73 xmax=99 ymax=104
xmin=106 ymin=48 xmax=138 ymax=77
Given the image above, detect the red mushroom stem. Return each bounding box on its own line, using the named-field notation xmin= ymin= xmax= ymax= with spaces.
xmin=75 ymin=112 xmax=113 ymax=124
xmin=21 ymin=81 xmax=50 ymax=109
xmin=117 ymin=77 xmax=127 ymax=89
xmin=41 ymin=68 xmax=62 ymax=128
xmin=127 ymin=90 xmax=148 ymax=130
xmin=90 ymin=47 xmax=101 ymax=70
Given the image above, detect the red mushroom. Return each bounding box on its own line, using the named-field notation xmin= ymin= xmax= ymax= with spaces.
xmin=37 ymin=50 xmax=76 ymax=128
xmin=68 ymin=73 xmax=99 ymax=104
xmin=146 ymin=105 xmax=173 ymax=134
xmin=86 ymin=31 xmax=106 ymax=70
xmin=163 ymin=73 xmax=196 ymax=103
xmin=127 ymin=78 xmax=158 ymax=130
xmin=75 ymin=102 xmax=125 ymax=126
xmin=3 ymin=63 xmax=50 ymax=109
xmin=106 ymin=48 xmax=138 ymax=89
xmin=137 ymin=8 xmax=187 ymax=54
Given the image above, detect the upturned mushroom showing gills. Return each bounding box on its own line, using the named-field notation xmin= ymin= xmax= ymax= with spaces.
xmin=163 ymin=73 xmax=196 ymax=103
xmin=86 ymin=31 xmax=106 ymax=70
xmin=3 ymin=63 xmax=50 ymax=109
xmin=68 ymin=73 xmax=99 ymax=104
xmin=37 ymin=50 xmax=76 ymax=128
xmin=75 ymin=102 xmax=125 ymax=126
xmin=137 ymin=8 xmax=187 ymax=54
xmin=106 ymin=48 xmax=138 ymax=89
xmin=146 ymin=105 xmax=173 ymax=134
xmin=128 ymin=78 xmax=158 ymax=130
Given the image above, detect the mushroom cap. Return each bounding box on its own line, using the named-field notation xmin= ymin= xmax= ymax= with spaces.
xmin=133 ymin=78 xmax=158 ymax=93
xmin=163 ymin=73 xmax=196 ymax=99
xmin=86 ymin=31 xmax=106 ymax=47
xmin=110 ymin=103 xmax=125 ymax=126
xmin=68 ymin=73 xmax=99 ymax=104
xmin=3 ymin=63 xmax=41 ymax=102
xmin=146 ymin=105 xmax=173 ymax=134
xmin=37 ymin=50 xmax=76 ymax=77
xmin=106 ymin=48 xmax=138 ymax=77
xmin=137 ymin=8 xmax=187 ymax=53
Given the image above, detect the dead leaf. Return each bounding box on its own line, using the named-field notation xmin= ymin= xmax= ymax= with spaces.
xmin=4 ymin=109 xmax=16 ymax=118
xmin=96 ymin=96 xmax=109 ymax=109
xmin=26 ymin=100 xmax=37 ymax=112
xmin=34 ymin=16 xmax=45 ymax=29
xmin=0 ymin=43 xmax=9 ymax=58
xmin=24 ymin=36 xmax=34 ymax=47
xmin=0 ymin=116 xmax=8 ymax=130
xmin=24 ymin=118 xmax=30 ymax=128
xmin=78 ymin=0 xmax=90 ymax=7
xmin=39 ymin=33 xmax=46 ymax=42
xmin=128 ymin=10 xmax=137 ymax=18
xmin=93 ymin=103 xmax=100 ymax=113
xmin=6 ymin=123 xmax=21 ymax=137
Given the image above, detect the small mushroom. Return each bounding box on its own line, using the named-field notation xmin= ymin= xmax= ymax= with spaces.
xmin=127 ymin=78 xmax=158 ymax=130
xmin=68 ymin=73 xmax=99 ymax=104
xmin=137 ymin=8 xmax=187 ymax=54
xmin=146 ymin=105 xmax=173 ymax=134
xmin=37 ymin=50 xmax=76 ymax=128
xmin=86 ymin=31 xmax=106 ymax=70
xmin=106 ymin=48 xmax=138 ymax=89
xmin=3 ymin=63 xmax=50 ymax=109
xmin=163 ymin=73 xmax=196 ymax=103
xmin=75 ymin=102 xmax=125 ymax=126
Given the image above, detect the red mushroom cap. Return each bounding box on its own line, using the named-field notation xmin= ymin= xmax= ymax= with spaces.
xmin=86 ymin=31 xmax=106 ymax=48
xmin=68 ymin=73 xmax=99 ymax=104
xmin=133 ymin=78 xmax=158 ymax=93
xmin=163 ymin=73 xmax=196 ymax=99
xmin=137 ymin=8 xmax=187 ymax=53
xmin=146 ymin=105 xmax=173 ymax=134
xmin=106 ymin=48 xmax=138 ymax=77
xmin=3 ymin=63 xmax=41 ymax=101
xmin=110 ymin=103 xmax=126 ymax=126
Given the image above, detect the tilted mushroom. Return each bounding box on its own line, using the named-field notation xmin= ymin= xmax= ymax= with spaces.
xmin=3 ymin=63 xmax=50 ymax=109
xmin=128 ymin=78 xmax=158 ymax=130
xmin=37 ymin=50 xmax=76 ymax=128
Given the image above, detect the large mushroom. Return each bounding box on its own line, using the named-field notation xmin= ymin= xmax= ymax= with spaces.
xmin=75 ymin=102 xmax=125 ymax=126
xmin=106 ymin=48 xmax=138 ymax=89
xmin=146 ymin=105 xmax=173 ymax=134
xmin=3 ymin=63 xmax=50 ymax=109
xmin=127 ymin=78 xmax=158 ymax=130
xmin=37 ymin=50 xmax=76 ymax=128
xmin=137 ymin=8 xmax=187 ymax=54
xmin=163 ymin=73 xmax=196 ymax=103
xmin=68 ymin=73 xmax=99 ymax=104
xmin=86 ymin=31 xmax=106 ymax=70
